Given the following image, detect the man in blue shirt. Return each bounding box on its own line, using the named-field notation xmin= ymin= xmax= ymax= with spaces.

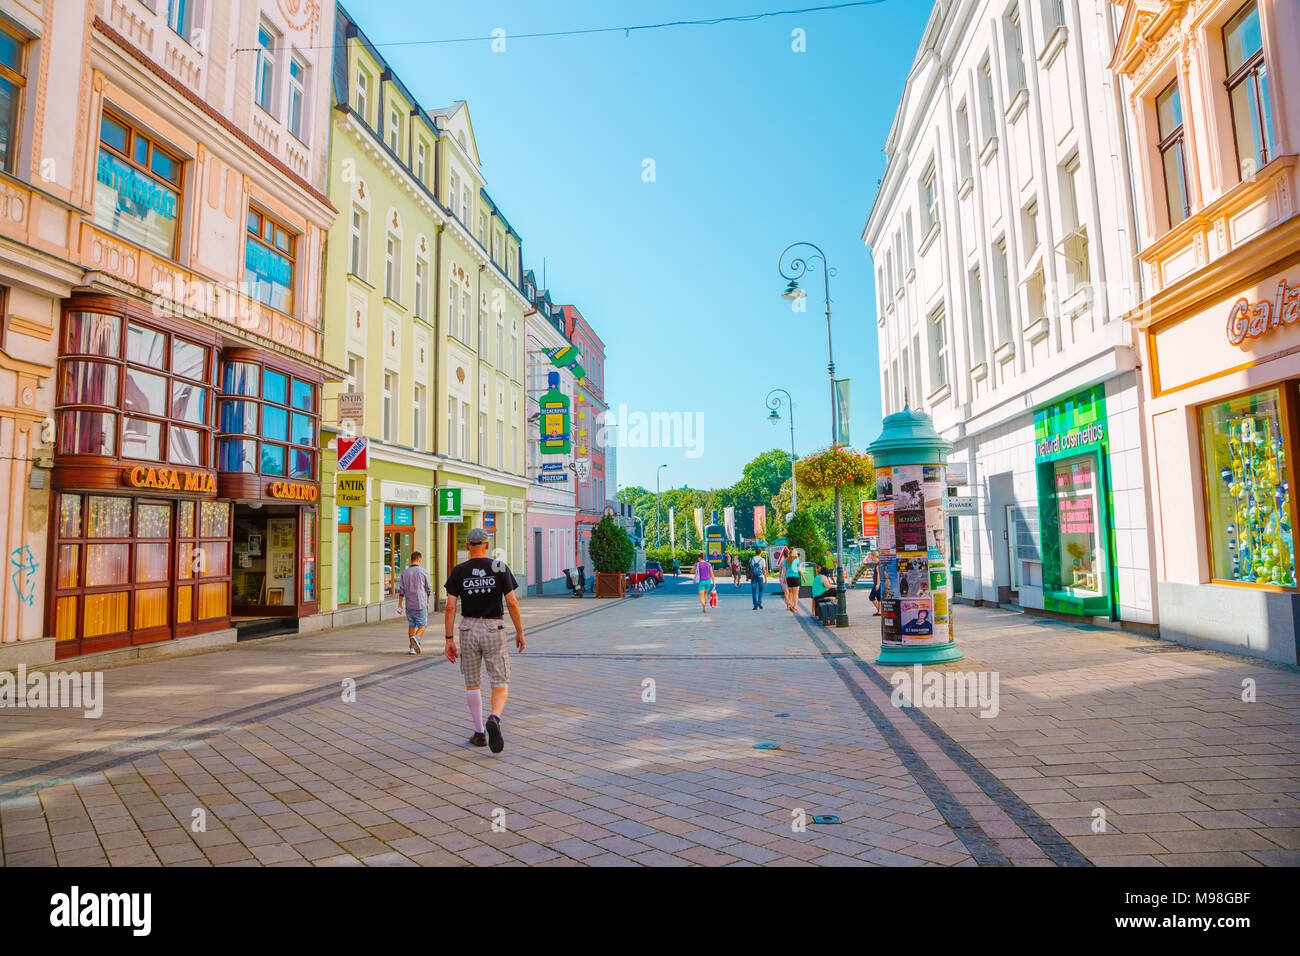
xmin=396 ymin=551 xmax=433 ymax=655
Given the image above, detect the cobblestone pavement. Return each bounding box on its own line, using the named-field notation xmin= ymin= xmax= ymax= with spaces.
xmin=1 ymin=577 xmax=1296 ymax=867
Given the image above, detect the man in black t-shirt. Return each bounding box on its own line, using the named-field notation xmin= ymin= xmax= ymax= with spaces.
xmin=443 ymin=528 xmax=525 ymax=754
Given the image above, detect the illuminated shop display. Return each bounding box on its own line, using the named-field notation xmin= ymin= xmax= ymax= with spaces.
xmin=1201 ymin=388 xmax=1295 ymax=588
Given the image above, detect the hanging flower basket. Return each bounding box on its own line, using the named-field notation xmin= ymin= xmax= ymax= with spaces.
xmin=796 ymin=447 xmax=874 ymax=492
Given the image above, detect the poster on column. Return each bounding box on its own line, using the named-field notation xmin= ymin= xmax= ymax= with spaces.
xmin=881 ymin=598 xmax=901 ymax=642
xmin=898 ymin=556 xmax=929 ymax=599
xmin=876 ymin=501 xmax=894 ymax=554
xmin=901 ymin=599 xmax=934 ymax=637
xmin=881 ymin=556 xmax=899 ymax=598
xmin=929 ymin=565 xmax=948 ymax=592
xmin=933 ymin=590 xmax=949 ymax=624
xmin=893 ymin=466 xmax=925 ymax=510
xmin=894 ymin=510 xmax=926 ymax=552
xmin=876 ymin=468 xmax=893 ymax=499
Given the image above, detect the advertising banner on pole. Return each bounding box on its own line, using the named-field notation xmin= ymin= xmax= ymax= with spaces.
xmin=724 ymin=506 xmax=735 ymax=543
xmin=835 ymin=378 xmax=851 ymax=446
xmin=694 ymin=507 xmax=704 ymax=542
xmin=754 ymin=505 xmax=766 ymax=542
xmin=669 ymin=507 xmax=675 ymax=544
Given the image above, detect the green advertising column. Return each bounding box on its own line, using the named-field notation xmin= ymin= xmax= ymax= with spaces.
xmin=867 ymin=408 xmax=963 ymax=665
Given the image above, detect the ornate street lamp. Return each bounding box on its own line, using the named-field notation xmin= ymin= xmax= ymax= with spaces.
xmin=779 ymin=241 xmax=848 ymax=627
xmin=765 ymin=388 xmax=798 ymax=515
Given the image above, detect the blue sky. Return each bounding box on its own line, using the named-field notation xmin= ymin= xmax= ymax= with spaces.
xmin=360 ymin=0 xmax=932 ymax=490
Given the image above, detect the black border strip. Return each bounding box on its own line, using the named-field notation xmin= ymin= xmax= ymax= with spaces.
xmin=812 ymin=623 xmax=1093 ymax=868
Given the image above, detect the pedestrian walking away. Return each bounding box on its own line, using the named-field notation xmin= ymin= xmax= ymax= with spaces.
xmin=867 ymin=550 xmax=883 ymax=616
xmin=396 ymin=551 xmax=432 ymax=654
xmin=731 ymin=554 xmax=741 ymax=588
xmin=780 ymin=548 xmax=802 ymax=612
xmin=443 ymin=528 xmax=525 ymax=753
xmin=693 ymin=553 xmax=714 ymax=614
xmin=748 ymin=550 xmax=766 ymax=609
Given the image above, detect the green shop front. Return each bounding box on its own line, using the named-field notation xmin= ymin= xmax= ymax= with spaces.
xmin=1032 ymin=384 xmax=1117 ymax=618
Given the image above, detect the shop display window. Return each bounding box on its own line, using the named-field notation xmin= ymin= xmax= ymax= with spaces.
xmin=1051 ymin=456 xmax=1103 ymax=594
xmin=51 ymin=494 xmax=231 ymax=654
xmin=1200 ymin=388 xmax=1295 ymax=588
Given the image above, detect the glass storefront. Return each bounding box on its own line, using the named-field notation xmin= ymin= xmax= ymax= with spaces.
xmin=336 ymin=507 xmax=352 ymax=606
xmin=383 ymin=506 xmax=414 ymax=597
xmin=1034 ymin=384 xmax=1115 ymax=617
xmin=1199 ymin=387 xmax=1295 ymax=588
xmin=51 ymin=493 xmax=231 ymax=656
xmin=232 ymin=509 xmax=301 ymax=610
xmin=1051 ymin=456 xmax=1104 ymax=596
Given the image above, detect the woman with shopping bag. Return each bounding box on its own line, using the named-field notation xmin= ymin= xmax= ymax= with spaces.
xmin=693 ymin=553 xmax=715 ymax=615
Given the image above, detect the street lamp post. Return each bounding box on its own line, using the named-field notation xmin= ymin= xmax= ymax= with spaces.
xmin=779 ymin=241 xmax=848 ymax=627
xmin=765 ymin=388 xmax=798 ymax=514
xmin=655 ymin=463 xmax=667 ymax=547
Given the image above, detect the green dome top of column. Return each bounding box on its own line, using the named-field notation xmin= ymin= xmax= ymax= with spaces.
xmin=866 ymin=406 xmax=953 ymax=468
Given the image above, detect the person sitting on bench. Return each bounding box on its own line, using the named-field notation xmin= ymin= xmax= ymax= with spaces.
xmin=809 ymin=566 xmax=839 ymax=618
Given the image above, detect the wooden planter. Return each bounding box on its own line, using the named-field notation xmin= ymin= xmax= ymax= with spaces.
xmin=594 ymin=572 xmax=626 ymax=598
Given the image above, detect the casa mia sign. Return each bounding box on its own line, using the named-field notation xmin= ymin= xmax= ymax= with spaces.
xmin=1226 ymin=279 xmax=1300 ymax=347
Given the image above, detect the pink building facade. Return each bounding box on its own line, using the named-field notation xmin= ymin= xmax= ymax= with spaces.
xmin=1113 ymin=0 xmax=1300 ymax=662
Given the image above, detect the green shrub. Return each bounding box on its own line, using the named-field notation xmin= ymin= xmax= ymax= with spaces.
xmin=590 ymin=514 xmax=634 ymax=574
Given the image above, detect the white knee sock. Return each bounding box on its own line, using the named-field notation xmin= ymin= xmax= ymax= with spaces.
xmin=466 ymin=689 xmax=485 ymax=733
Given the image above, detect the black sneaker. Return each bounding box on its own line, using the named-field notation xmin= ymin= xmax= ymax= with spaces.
xmin=486 ymin=716 xmax=504 ymax=754
xmin=469 ymin=732 xmax=487 ymax=747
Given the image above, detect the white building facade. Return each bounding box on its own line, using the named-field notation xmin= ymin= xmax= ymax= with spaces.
xmin=863 ymin=0 xmax=1159 ymax=628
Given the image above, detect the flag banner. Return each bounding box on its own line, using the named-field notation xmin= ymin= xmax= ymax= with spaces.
xmin=835 ymin=378 xmax=850 ymax=447
xmin=724 ymin=506 xmax=735 ymax=542
xmin=669 ymin=507 xmax=676 ymax=544
xmin=694 ymin=507 xmax=704 ymax=541
xmin=754 ymin=505 xmax=766 ymax=541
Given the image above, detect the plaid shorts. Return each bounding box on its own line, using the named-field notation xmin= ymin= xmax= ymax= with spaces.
xmin=457 ymin=616 xmax=510 ymax=688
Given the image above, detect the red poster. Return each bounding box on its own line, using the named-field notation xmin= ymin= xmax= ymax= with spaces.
xmin=861 ymin=500 xmax=878 ymax=537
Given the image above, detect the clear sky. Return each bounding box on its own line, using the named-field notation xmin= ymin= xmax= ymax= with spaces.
xmin=357 ymin=0 xmax=933 ymax=491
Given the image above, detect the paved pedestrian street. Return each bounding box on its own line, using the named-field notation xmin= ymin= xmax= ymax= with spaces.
xmin=1 ymin=578 xmax=1297 ymax=868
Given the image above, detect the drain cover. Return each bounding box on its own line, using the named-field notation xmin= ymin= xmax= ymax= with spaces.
xmin=811 ymin=814 xmax=842 ymax=825
xmin=753 ymin=743 xmax=780 ymax=750
xmin=774 ymin=712 xmax=791 ymax=717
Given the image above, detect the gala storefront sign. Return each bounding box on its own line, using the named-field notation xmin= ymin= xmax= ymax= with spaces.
xmin=1226 ymin=279 xmax=1300 ymax=347
xmin=268 ymin=481 xmax=319 ymax=502
xmin=122 ymin=465 xmax=215 ymax=494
